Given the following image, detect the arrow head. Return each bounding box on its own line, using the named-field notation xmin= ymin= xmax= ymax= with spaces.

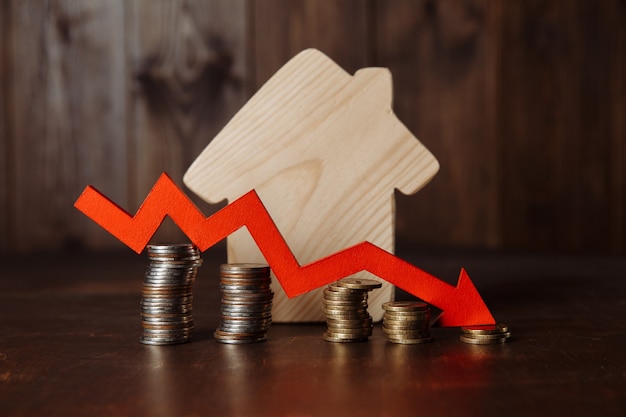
xmin=436 ymin=268 xmax=495 ymax=327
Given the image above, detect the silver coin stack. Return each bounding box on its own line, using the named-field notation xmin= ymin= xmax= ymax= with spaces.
xmin=460 ymin=324 xmax=511 ymax=344
xmin=322 ymin=278 xmax=382 ymax=343
xmin=382 ymin=301 xmax=433 ymax=344
xmin=139 ymin=243 xmax=201 ymax=345
xmin=214 ymin=263 xmax=273 ymax=344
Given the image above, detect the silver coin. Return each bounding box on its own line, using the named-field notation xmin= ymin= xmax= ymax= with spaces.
xmin=141 ymin=320 xmax=194 ymax=330
xmin=221 ymin=308 xmax=273 ymax=314
xmin=219 ymin=318 xmax=272 ymax=325
xmin=147 ymin=243 xmax=197 ymax=251
xmin=140 ymin=336 xmax=190 ymax=345
xmin=140 ymin=305 xmax=192 ymax=312
xmin=220 ymin=284 xmax=270 ymax=293
xmin=220 ymin=313 xmax=273 ymax=321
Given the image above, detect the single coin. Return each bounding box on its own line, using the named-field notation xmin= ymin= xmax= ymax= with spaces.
xmin=382 ymin=301 xmax=429 ymax=311
xmin=462 ymin=331 xmax=511 ymax=340
xmin=220 ymin=263 xmax=270 ymax=273
xmin=335 ymin=278 xmax=382 ymax=290
xmin=140 ymin=336 xmax=190 ymax=345
xmin=461 ymin=324 xmax=509 ymax=335
xmin=387 ymin=336 xmax=433 ymax=344
xmin=460 ymin=335 xmax=508 ymax=344
xmin=323 ymin=332 xmax=369 ymax=343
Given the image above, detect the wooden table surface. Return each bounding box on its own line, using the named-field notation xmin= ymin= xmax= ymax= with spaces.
xmin=1 ymin=247 xmax=625 ymax=417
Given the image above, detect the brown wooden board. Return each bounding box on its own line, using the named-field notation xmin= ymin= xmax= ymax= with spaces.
xmin=1 ymin=250 xmax=625 ymax=416
xmin=127 ymin=0 xmax=247 ymax=243
xmin=499 ymin=0 xmax=620 ymax=252
xmin=0 ymin=1 xmax=8 ymax=252
xmin=375 ymin=0 xmax=501 ymax=248
xmin=251 ymin=0 xmax=372 ymax=88
xmin=609 ymin=0 xmax=626 ymax=253
xmin=1 ymin=1 xmax=625 ymax=255
xmin=8 ymin=1 xmax=130 ymax=251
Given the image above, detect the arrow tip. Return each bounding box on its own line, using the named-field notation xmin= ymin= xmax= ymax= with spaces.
xmin=437 ymin=268 xmax=496 ymax=327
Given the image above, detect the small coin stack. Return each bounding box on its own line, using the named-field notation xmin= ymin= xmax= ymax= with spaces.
xmin=322 ymin=278 xmax=382 ymax=343
xmin=140 ymin=243 xmax=201 ymax=345
xmin=214 ymin=263 xmax=273 ymax=344
xmin=460 ymin=324 xmax=511 ymax=344
xmin=382 ymin=301 xmax=433 ymax=344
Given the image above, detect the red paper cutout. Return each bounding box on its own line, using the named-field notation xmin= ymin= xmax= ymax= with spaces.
xmin=74 ymin=173 xmax=495 ymax=326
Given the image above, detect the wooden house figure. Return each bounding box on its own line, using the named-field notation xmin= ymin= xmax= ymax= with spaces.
xmin=184 ymin=49 xmax=439 ymax=322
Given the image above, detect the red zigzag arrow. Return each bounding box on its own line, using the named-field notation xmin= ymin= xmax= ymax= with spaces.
xmin=74 ymin=172 xmax=495 ymax=327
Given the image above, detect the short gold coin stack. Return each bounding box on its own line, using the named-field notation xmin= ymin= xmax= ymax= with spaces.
xmin=382 ymin=301 xmax=433 ymax=344
xmin=460 ymin=324 xmax=511 ymax=344
xmin=322 ymin=278 xmax=382 ymax=343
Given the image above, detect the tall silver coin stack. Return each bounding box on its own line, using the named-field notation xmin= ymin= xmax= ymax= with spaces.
xmin=382 ymin=301 xmax=433 ymax=344
xmin=214 ymin=263 xmax=273 ymax=344
xmin=460 ymin=324 xmax=511 ymax=344
xmin=322 ymin=278 xmax=382 ymax=343
xmin=140 ymin=243 xmax=201 ymax=345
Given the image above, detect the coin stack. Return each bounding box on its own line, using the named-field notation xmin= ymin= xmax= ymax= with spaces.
xmin=140 ymin=243 xmax=201 ymax=345
xmin=460 ymin=324 xmax=511 ymax=344
xmin=382 ymin=301 xmax=433 ymax=344
xmin=214 ymin=263 xmax=273 ymax=344
xmin=322 ymin=278 xmax=382 ymax=343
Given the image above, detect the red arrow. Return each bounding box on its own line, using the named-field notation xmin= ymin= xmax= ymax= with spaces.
xmin=74 ymin=172 xmax=495 ymax=326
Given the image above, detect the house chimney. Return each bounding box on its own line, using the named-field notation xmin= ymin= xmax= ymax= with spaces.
xmin=353 ymin=67 xmax=393 ymax=108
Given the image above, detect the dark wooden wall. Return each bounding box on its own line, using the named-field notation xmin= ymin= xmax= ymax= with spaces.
xmin=1 ymin=0 xmax=624 ymax=254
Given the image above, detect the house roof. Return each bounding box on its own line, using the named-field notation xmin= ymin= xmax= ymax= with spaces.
xmin=183 ymin=48 xmax=440 ymax=205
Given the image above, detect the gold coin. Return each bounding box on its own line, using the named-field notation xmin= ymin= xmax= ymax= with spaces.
xmin=335 ymin=278 xmax=383 ymax=290
xmin=460 ymin=335 xmax=509 ymax=344
xmin=461 ymin=324 xmax=509 ymax=335
xmin=382 ymin=301 xmax=429 ymax=312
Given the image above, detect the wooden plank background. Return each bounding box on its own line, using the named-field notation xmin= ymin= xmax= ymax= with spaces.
xmin=0 ymin=0 xmax=624 ymax=254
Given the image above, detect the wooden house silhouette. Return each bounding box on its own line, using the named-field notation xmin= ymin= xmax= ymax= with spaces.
xmin=184 ymin=49 xmax=439 ymax=321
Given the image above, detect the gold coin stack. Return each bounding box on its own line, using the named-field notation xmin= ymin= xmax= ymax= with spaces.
xmin=322 ymin=278 xmax=382 ymax=343
xmin=214 ymin=263 xmax=273 ymax=344
xmin=382 ymin=301 xmax=432 ymax=344
xmin=140 ymin=243 xmax=201 ymax=345
xmin=460 ymin=324 xmax=511 ymax=344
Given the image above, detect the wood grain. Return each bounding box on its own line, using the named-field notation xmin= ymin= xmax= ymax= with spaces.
xmin=376 ymin=0 xmax=501 ymax=248
xmin=127 ymin=0 xmax=247 ymax=243
xmin=1 ymin=0 xmax=625 ymax=255
xmin=0 ymin=1 xmax=8 ymax=252
xmin=609 ymin=0 xmax=626 ymax=253
xmin=9 ymin=0 xmax=129 ymax=251
xmin=499 ymin=0 xmax=619 ymax=252
xmin=251 ymin=0 xmax=372 ymax=88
